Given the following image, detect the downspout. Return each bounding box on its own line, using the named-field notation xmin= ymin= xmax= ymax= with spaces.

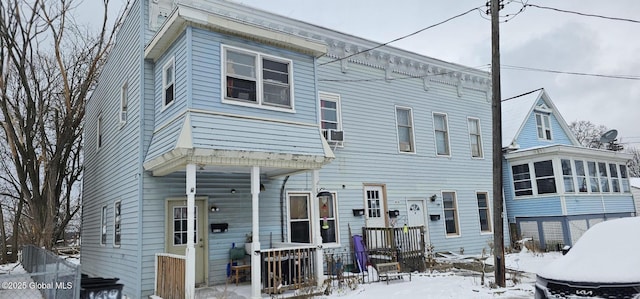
xmin=280 ymin=176 xmax=290 ymax=242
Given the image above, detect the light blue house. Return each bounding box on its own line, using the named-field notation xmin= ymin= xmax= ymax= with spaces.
xmin=82 ymin=0 xmax=498 ymax=298
xmin=501 ymin=89 xmax=635 ymax=250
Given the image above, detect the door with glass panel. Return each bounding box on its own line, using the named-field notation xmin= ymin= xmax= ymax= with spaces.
xmin=166 ymin=199 xmax=207 ymax=285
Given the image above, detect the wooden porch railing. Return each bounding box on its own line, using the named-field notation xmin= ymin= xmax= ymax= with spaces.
xmin=363 ymin=225 xmax=426 ymax=272
xmin=260 ymin=245 xmax=317 ymax=294
xmin=155 ymin=253 xmax=185 ymax=299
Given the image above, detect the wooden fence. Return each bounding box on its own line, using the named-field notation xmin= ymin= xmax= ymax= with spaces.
xmin=155 ymin=253 xmax=185 ymax=299
xmin=260 ymin=245 xmax=317 ymax=294
xmin=362 ymin=225 xmax=426 ymax=272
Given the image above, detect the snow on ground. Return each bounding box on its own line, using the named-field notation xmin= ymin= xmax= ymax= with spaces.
xmin=0 ymin=262 xmax=44 ymax=299
xmin=216 ymin=249 xmax=560 ymax=299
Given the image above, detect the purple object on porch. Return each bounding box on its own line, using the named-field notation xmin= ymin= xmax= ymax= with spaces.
xmin=352 ymin=235 xmax=368 ymax=272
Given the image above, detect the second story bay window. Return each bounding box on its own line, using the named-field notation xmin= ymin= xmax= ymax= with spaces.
xmin=223 ymin=46 xmax=293 ymax=110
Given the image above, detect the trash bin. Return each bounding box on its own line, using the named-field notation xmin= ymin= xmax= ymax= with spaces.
xmin=80 ymin=275 xmax=123 ymax=299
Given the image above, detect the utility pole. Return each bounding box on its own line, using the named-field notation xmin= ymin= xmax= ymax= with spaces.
xmin=491 ymin=0 xmax=506 ymax=287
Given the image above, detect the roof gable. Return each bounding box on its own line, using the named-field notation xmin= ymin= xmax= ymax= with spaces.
xmin=502 ymin=88 xmax=580 ymax=149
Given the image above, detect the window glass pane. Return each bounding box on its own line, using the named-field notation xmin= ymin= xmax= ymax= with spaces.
xmin=290 ymin=222 xmax=310 ymax=243
xmin=319 ymin=197 xmax=334 ymax=218
xmin=165 ymin=65 xmax=173 ymax=84
xmin=561 ymin=159 xmax=572 ymax=175
xmin=468 ymin=119 xmax=479 ymax=134
xmin=226 ymin=77 xmax=257 ymax=101
xmin=534 ymin=160 xmax=554 ymax=177
xmin=445 ymin=210 xmax=457 ymax=234
xmin=397 ymin=109 xmax=410 ymax=126
xmin=436 ymin=132 xmax=448 ymax=155
xmin=477 ymin=193 xmax=487 ymax=208
xmin=537 ymin=178 xmax=557 ymax=194
xmin=609 ymin=164 xmax=619 ymax=178
xmin=227 ymin=51 xmax=256 ymax=78
xmin=620 ymin=165 xmax=628 ymax=178
xmin=263 ymin=59 xmax=289 ymax=83
xmin=398 ymin=127 xmax=411 ymax=144
xmin=290 ymin=196 xmax=309 ymax=219
xmin=320 ymin=220 xmax=336 ymax=243
xmin=263 ymin=83 xmax=290 ymax=106
xmin=575 ymin=160 xmax=585 ymax=176
xmin=434 ymin=114 xmax=445 ymax=130
xmin=534 ymin=160 xmax=556 ymax=194
xmin=443 ymin=192 xmax=454 ymax=208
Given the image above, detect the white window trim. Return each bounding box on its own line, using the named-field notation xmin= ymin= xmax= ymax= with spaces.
xmin=162 ymin=57 xmax=175 ymax=110
xmin=97 ymin=113 xmax=103 ymax=150
xmin=467 ymin=117 xmax=484 ymax=159
xmin=100 ymin=205 xmax=107 ymax=246
xmin=476 ymin=191 xmax=492 ymax=235
xmin=433 ymin=112 xmax=451 ymax=157
xmin=113 ymin=200 xmax=121 ymax=248
xmin=441 ymin=190 xmax=461 ymax=238
xmin=535 ymin=112 xmax=552 ymax=141
xmin=319 ymin=92 xmax=343 ymax=147
xmin=395 ymin=106 xmax=416 ymax=154
xmin=120 ymin=82 xmax=128 ymax=125
xmin=221 ymin=44 xmax=295 ymax=113
xmin=286 ymin=191 xmax=313 ymax=244
xmin=319 ymin=191 xmax=340 ymax=247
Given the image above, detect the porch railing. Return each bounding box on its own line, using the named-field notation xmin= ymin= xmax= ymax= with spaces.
xmin=362 ymin=226 xmax=426 ymax=272
xmin=260 ymin=245 xmax=317 ymax=294
xmin=155 ymin=253 xmax=185 ymax=299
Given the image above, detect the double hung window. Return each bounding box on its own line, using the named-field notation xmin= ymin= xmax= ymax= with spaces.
xmin=535 ymin=113 xmax=552 ymax=140
xmin=534 ymin=160 xmax=556 ymax=194
xmin=476 ymin=192 xmax=491 ymax=233
xmin=434 ymin=113 xmax=450 ymax=156
xmin=396 ymin=107 xmax=415 ymax=153
xmin=468 ymin=118 xmax=483 ymax=158
xmin=512 ymin=164 xmax=533 ymax=196
xmin=443 ymin=192 xmax=459 ymax=236
xmin=162 ymin=58 xmax=175 ymax=107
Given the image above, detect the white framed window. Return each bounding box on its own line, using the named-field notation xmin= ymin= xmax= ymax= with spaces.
xmin=287 ymin=192 xmax=311 ymax=243
xmin=609 ymin=163 xmax=621 ymax=192
xmin=476 ymin=192 xmax=491 ymax=233
xmin=535 ymin=113 xmax=552 ymax=140
xmin=587 ymin=161 xmax=600 ymax=193
xmin=223 ymin=45 xmax=293 ymax=111
xmin=319 ymin=92 xmax=343 ymax=143
xmin=113 ymin=200 xmax=121 ymax=247
xmin=512 ymin=163 xmax=533 ymax=197
xmin=172 ymin=206 xmax=197 ymax=246
xmin=100 ymin=205 xmax=107 ymax=246
xmin=620 ymin=164 xmax=630 ymax=192
xmin=120 ymin=82 xmax=128 ymax=123
xmin=467 ymin=117 xmax=483 ymax=158
xmin=561 ymin=159 xmax=575 ymax=193
xmin=598 ymin=162 xmax=610 ymax=192
xmin=319 ymin=192 xmax=339 ymax=245
xmin=575 ymin=160 xmax=588 ymax=193
xmin=396 ymin=106 xmax=415 ymax=153
xmin=162 ymin=57 xmax=175 ymax=108
xmin=433 ymin=113 xmax=450 ymax=156
xmin=97 ymin=113 xmax=103 ymax=149
xmin=442 ymin=191 xmax=459 ymax=236
xmin=534 ymin=160 xmax=556 ymax=194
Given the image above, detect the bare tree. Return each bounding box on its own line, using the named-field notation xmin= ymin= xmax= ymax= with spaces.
xmin=568 ymin=120 xmax=609 ymax=149
xmin=0 ymin=0 xmax=126 ymax=259
xmin=626 ymin=147 xmax=640 ymax=177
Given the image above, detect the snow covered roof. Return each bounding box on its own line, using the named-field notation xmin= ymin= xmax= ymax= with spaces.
xmin=537 ymin=216 xmax=640 ymax=283
xmin=630 ymin=177 xmax=640 ymax=189
xmin=501 ymin=90 xmax=540 ymax=148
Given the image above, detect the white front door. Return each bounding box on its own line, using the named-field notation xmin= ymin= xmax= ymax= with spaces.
xmin=407 ymin=199 xmax=426 ymax=227
xmin=364 ymin=185 xmax=386 ymax=227
xmin=166 ymin=199 xmax=207 ymax=285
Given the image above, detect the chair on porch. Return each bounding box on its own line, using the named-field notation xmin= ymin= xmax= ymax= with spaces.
xmin=228 ymin=245 xmax=251 ymax=285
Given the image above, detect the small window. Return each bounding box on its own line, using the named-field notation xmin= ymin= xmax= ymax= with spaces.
xmin=434 ymin=113 xmax=450 ymax=156
xmin=534 ymin=160 xmax=556 ymax=194
xmin=620 ymin=164 xmax=630 ymax=192
xmin=535 ymin=113 xmax=552 ymax=140
xmin=599 ymin=162 xmax=610 ymax=192
xmin=114 ymin=201 xmax=121 ymax=247
xmin=162 ymin=58 xmax=175 ymax=107
xmin=561 ymin=159 xmax=575 ymax=193
xmin=288 ymin=193 xmax=311 ymax=243
xmin=320 ymin=92 xmax=342 ymax=142
xmin=396 ymin=107 xmax=415 ymax=153
xmin=100 ymin=205 xmax=107 ymax=246
xmin=97 ymin=113 xmax=103 ymax=149
xmin=587 ymin=161 xmax=600 ymax=192
xmin=575 ymin=160 xmax=588 ymax=193
xmin=120 ymin=82 xmax=128 ymax=123
xmin=512 ymin=164 xmax=533 ymax=197
xmin=442 ymin=192 xmax=459 ymax=236
xmin=173 ymin=206 xmax=197 ymax=246
xmin=476 ymin=192 xmax=491 ymax=233
xmin=609 ymin=163 xmax=620 ymax=192
xmin=319 ymin=192 xmax=339 ymax=244
xmin=468 ymin=118 xmax=483 ymax=158
xmin=262 ymin=58 xmax=291 ymax=107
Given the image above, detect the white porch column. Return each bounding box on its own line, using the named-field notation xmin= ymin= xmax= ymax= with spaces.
xmin=250 ymin=166 xmax=262 ymax=299
xmin=311 ymin=169 xmax=325 ymax=286
xmin=185 ymin=164 xmax=196 ymax=299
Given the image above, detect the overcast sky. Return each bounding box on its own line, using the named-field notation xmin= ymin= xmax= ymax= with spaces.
xmin=84 ymin=0 xmax=640 ymax=148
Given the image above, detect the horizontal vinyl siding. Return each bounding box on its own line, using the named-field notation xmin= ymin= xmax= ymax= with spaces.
xmin=144 ymin=115 xmax=184 ymax=162
xmin=190 ymin=28 xmax=317 ymax=124
xmin=82 ymin=2 xmax=142 ymax=298
xmin=189 ymin=112 xmax=324 ymax=155
xmin=154 ymin=32 xmax=188 ymax=128
xmin=515 ymin=101 xmax=573 ymax=149
xmin=508 ymin=197 xmax=563 ymax=218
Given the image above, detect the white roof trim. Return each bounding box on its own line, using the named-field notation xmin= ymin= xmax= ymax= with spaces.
xmin=505 ymin=144 xmax=633 ymax=161
xmin=145 ymin=4 xmax=328 ymax=61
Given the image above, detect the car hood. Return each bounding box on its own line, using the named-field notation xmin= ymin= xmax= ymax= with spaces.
xmin=537 ymin=217 xmax=640 ymax=283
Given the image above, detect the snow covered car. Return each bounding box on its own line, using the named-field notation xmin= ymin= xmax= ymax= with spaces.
xmin=535 ymin=216 xmax=640 ymax=299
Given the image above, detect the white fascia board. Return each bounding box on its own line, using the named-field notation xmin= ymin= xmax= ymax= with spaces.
xmin=505 ymin=144 xmax=633 ymax=161
xmin=145 ymin=4 xmax=327 ymax=61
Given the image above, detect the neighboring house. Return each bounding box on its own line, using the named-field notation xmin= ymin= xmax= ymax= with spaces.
xmin=82 ymin=0 xmax=498 ymax=298
xmin=501 ymin=89 xmax=634 ymax=250
xmin=631 ymin=178 xmax=640 ymax=214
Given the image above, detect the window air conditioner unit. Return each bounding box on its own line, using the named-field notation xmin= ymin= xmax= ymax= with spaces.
xmin=323 ymin=129 xmax=344 ymax=142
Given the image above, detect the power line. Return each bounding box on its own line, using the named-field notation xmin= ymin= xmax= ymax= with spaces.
xmin=502 ymin=65 xmax=640 ymax=80
xmin=318 ymin=6 xmax=482 ymax=67
xmin=501 ymin=88 xmax=544 ymax=102
xmin=522 ymin=3 xmax=640 ymax=24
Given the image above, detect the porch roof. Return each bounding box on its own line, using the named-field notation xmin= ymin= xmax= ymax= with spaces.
xmin=504 ymin=144 xmax=632 ymax=162
xmin=143 ymin=111 xmax=335 ymax=176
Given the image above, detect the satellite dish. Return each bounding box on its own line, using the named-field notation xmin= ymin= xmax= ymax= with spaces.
xmin=599 ymin=129 xmax=618 ymax=143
